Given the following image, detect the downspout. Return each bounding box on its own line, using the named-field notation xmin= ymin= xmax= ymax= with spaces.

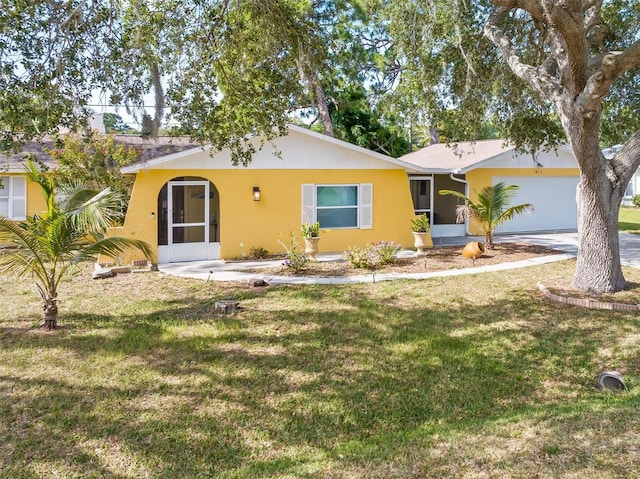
xmin=449 ymin=172 xmax=471 ymax=236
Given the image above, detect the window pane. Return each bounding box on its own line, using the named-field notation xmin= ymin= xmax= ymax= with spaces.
xmin=317 ymin=208 xmax=358 ymax=228
xmin=172 ymin=225 xmax=205 ymax=243
xmin=0 ymin=177 xmax=8 ymax=197
xmin=0 ymin=198 xmax=8 ymax=216
xmin=12 ymin=177 xmax=26 ymax=196
xmin=410 ymin=180 xmax=430 ymax=211
xmin=184 ymin=185 xmax=205 ymax=223
xmin=12 ymin=199 xmax=26 ymax=219
xmin=625 ymin=182 xmax=633 ymax=197
xmin=317 ymin=186 xmax=357 ymax=207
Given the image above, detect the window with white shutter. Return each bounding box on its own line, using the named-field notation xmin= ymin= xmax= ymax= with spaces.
xmin=0 ymin=176 xmax=27 ymax=220
xmin=301 ymin=183 xmax=372 ymax=229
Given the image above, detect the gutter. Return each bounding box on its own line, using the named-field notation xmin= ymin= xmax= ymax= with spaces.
xmin=449 ymin=172 xmax=471 ymax=236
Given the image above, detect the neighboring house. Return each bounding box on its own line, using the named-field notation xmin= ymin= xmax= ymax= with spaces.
xmin=399 ymin=140 xmax=581 ymax=237
xmin=604 ymin=145 xmax=639 ymax=206
xmin=0 ymin=142 xmax=57 ymax=221
xmin=623 ymin=170 xmax=640 ymax=205
xmin=0 ymin=134 xmax=195 ymax=224
xmin=116 ymin=125 xmax=423 ymax=263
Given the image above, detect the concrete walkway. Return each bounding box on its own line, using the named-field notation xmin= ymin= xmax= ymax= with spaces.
xmin=157 ymin=230 xmax=639 ymax=284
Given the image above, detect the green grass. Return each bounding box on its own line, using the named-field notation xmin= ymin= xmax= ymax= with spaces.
xmin=620 ymin=206 xmax=640 ymax=233
xmin=2 ymin=263 xmax=640 ymax=478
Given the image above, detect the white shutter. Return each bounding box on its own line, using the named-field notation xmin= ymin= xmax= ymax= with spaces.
xmin=359 ymin=183 xmax=373 ymax=229
xmin=12 ymin=177 xmax=26 ymax=220
xmin=301 ymin=184 xmax=316 ymax=224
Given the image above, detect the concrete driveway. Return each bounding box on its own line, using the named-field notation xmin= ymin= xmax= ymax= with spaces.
xmin=489 ymin=231 xmax=639 ymax=269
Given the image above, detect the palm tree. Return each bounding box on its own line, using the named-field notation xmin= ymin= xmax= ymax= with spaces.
xmin=439 ymin=182 xmax=534 ymax=249
xmin=0 ymin=161 xmax=152 ymax=330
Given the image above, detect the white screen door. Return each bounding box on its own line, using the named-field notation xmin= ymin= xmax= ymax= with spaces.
xmin=168 ymin=180 xmax=209 ymax=262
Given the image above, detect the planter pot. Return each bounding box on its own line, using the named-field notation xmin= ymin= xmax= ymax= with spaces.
xmin=412 ymin=231 xmax=433 ymax=257
xmin=461 ymin=241 xmax=485 ymax=259
xmin=303 ymin=237 xmax=321 ymax=260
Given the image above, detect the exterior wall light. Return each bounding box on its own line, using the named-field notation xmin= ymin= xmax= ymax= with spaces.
xmin=253 ymin=186 xmax=261 ymax=201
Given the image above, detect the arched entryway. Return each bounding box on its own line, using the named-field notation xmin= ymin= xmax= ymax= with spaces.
xmin=157 ymin=177 xmax=220 ymax=263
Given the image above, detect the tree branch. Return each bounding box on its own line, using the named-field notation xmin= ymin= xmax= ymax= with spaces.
xmin=578 ymin=39 xmax=640 ymax=111
xmin=484 ymin=6 xmax=561 ymax=99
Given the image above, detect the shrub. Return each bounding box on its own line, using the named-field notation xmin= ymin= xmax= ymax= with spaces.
xmin=249 ymin=246 xmax=269 ymax=259
xmin=278 ymin=233 xmax=308 ymax=274
xmin=343 ymin=241 xmax=402 ymax=269
xmin=633 ymin=194 xmax=640 ymax=208
xmin=343 ymin=246 xmax=377 ymax=270
xmin=370 ymin=241 xmax=402 ymax=265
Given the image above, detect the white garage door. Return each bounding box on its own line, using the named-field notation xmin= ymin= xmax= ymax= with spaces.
xmin=493 ymin=176 xmax=579 ymax=233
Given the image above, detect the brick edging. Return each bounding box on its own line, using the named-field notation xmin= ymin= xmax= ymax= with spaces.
xmin=537 ymin=283 xmax=640 ymax=311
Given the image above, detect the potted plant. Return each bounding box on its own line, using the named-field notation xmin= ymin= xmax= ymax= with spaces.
xmin=410 ymin=213 xmax=433 ymax=256
xmin=301 ymin=221 xmax=321 ymax=259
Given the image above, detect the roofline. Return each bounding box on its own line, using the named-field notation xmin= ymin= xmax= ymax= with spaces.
xmin=121 ymin=144 xmax=210 ymax=173
xmin=121 ymin=125 xmax=423 ymax=173
xmin=410 ymin=142 xmax=576 ymax=174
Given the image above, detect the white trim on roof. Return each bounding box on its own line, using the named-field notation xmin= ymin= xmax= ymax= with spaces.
xmin=122 ymin=124 xmax=422 ymax=174
xmin=122 ymin=145 xmax=210 ymax=173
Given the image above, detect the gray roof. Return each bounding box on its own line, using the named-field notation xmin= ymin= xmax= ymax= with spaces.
xmin=0 ymin=135 xmax=198 ymax=173
xmin=399 ymin=139 xmax=514 ymax=173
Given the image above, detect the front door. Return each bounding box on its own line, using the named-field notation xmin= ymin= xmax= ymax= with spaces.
xmin=162 ymin=180 xmax=219 ymax=262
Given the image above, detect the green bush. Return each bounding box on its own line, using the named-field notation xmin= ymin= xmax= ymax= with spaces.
xmin=279 ymin=233 xmax=308 ymax=274
xmin=343 ymin=241 xmax=402 ymax=269
xmin=343 ymin=246 xmax=377 ymax=270
xmin=371 ymin=241 xmax=403 ymax=265
xmin=633 ymin=194 xmax=640 ymax=208
xmin=249 ymin=246 xmax=269 ymax=259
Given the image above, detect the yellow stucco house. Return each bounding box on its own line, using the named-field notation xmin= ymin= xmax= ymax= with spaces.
xmin=115 ymin=125 xmax=424 ymax=263
xmin=2 ymin=127 xmax=580 ymax=264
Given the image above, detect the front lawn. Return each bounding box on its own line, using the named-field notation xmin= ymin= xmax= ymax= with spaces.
xmin=620 ymin=206 xmax=640 ymax=233
xmin=2 ymin=263 xmax=640 ymax=478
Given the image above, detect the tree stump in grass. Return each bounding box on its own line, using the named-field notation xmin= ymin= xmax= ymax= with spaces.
xmin=215 ymin=300 xmax=239 ymax=315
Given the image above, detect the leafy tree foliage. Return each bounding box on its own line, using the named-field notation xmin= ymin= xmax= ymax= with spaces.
xmin=103 ymin=113 xmax=137 ymax=134
xmin=47 ymin=133 xmax=140 ymax=220
xmin=1 ymin=1 xmax=400 ymax=163
xmin=0 ymin=1 xmax=116 ymax=151
xmin=322 ymin=85 xmax=410 ymax=157
xmin=4 ymin=0 xmax=638 ymax=293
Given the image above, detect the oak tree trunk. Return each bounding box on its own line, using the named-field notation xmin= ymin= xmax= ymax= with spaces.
xmin=569 ymin=125 xmax=627 ymax=293
xmin=574 ymin=176 xmax=626 ymax=293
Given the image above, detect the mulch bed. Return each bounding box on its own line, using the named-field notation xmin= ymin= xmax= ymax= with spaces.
xmin=241 ymin=242 xmax=564 ymax=277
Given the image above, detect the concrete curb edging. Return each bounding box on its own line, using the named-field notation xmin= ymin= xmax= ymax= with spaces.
xmin=538 ymin=282 xmax=640 ymax=311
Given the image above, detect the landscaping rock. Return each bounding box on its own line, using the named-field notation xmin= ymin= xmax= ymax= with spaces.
xmin=92 ymin=268 xmax=116 ymax=279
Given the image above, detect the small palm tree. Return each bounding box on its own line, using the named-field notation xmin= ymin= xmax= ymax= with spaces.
xmin=0 ymin=161 xmax=152 ymax=330
xmin=439 ymin=182 xmax=534 ymax=249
